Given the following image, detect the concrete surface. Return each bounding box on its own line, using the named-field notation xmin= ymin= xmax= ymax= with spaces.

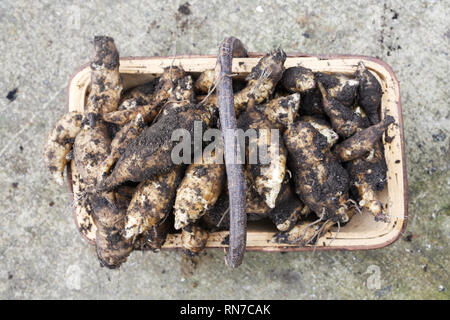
xmin=0 ymin=0 xmax=448 ymax=300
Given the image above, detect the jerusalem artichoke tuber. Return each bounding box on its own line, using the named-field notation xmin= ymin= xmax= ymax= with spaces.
xmin=355 ymin=62 xmax=383 ymax=124
xmin=284 ymin=121 xmax=351 ymax=223
xmin=43 ymin=112 xmax=83 ymax=185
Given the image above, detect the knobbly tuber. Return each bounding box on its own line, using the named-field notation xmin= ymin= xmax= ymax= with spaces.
xmin=74 ymin=36 xmax=135 ymax=269
xmin=70 ymin=160 xmax=97 ymax=243
xmin=318 ymin=82 xmax=364 ymax=138
xmin=238 ymin=107 xmax=287 ymax=209
xmin=88 ymin=191 xmax=133 ymax=268
xmin=254 ymin=93 xmax=300 ymax=131
xmin=335 ymin=115 xmax=395 ymax=162
xmin=44 ymin=112 xmax=83 ymax=185
xmin=355 ymin=62 xmax=383 ymax=124
xmin=300 ymin=116 xmax=339 ymax=147
xmin=281 ymin=66 xmax=316 ymax=93
xmin=284 ymin=121 xmax=351 ymax=223
xmin=88 ymin=36 xmax=123 ymax=115
xmin=124 ymin=167 xmax=183 ymax=239
xmin=348 ymin=140 xmax=389 ymax=220
xmin=344 ymin=105 xmax=391 ymax=221
xmin=315 ymin=72 xmax=359 ymax=107
xmin=174 ymin=154 xmax=225 ymax=230
xmin=349 ymin=143 xmax=387 ymax=221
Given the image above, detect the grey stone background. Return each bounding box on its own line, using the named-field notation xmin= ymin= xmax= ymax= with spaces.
xmin=0 ymin=0 xmax=448 ymax=299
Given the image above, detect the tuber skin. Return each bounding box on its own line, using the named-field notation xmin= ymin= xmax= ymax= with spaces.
xmin=70 ymin=160 xmax=97 ymax=243
xmin=194 ymin=69 xmax=216 ymax=94
xmin=201 ymin=190 xmax=231 ymax=231
xmin=281 ymin=66 xmax=316 ymax=93
xmin=268 ymin=182 xmax=302 ymax=232
xmin=284 ymin=121 xmax=351 ymax=223
xmin=119 ymin=79 xmax=158 ymax=108
xmin=315 ymin=72 xmax=359 ymax=107
xmin=173 ymin=152 xmax=225 ymax=230
xmin=133 ymin=216 xmax=172 ymax=251
xmin=88 ymin=36 xmax=123 ymax=115
xmin=181 ymin=223 xmax=209 ymax=256
xmin=124 ymin=167 xmax=183 ymax=240
xmin=103 ymin=67 xmax=185 ymax=126
xmin=300 ymin=116 xmax=339 ymax=148
xmin=43 ymin=112 xmax=83 ymax=185
xmin=318 ymin=82 xmax=364 ymax=139
xmin=88 ymin=191 xmax=132 ymax=269
xmin=99 ymin=113 xmax=145 ymax=181
xmin=73 ymin=115 xmax=112 ymax=186
xmin=238 ymin=108 xmax=288 ymax=209
xmin=355 ymin=62 xmax=383 ymax=124
xmin=254 ymin=93 xmax=300 ymax=131
xmin=245 ymin=169 xmax=272 ymax=216
xmin=158 ymin=75 xmax=195 ymax=118
xmin=335 ymin=115 xmax=395 ymax=162
xmin=300 ymin=88 xmax=325 ymax=116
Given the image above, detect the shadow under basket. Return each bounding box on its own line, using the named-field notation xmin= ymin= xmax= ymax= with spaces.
xmin=66 ymin=53 xmax=408 ymax=252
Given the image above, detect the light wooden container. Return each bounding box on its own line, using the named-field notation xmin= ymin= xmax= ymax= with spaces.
xmin=67 ymin=53 xmax=407 ymax=252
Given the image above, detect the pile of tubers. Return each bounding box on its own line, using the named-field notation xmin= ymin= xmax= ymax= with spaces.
xmin=44 ymin=36 xmax=395 ymax=269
